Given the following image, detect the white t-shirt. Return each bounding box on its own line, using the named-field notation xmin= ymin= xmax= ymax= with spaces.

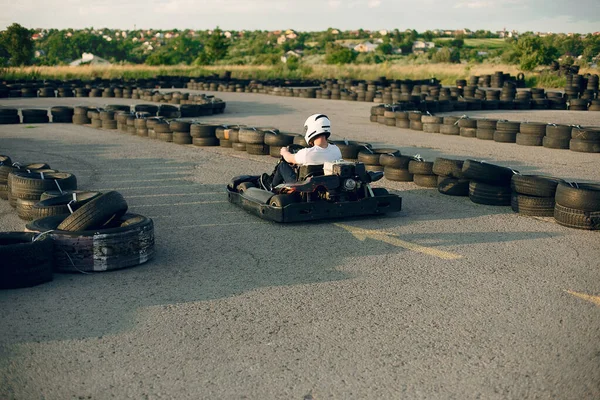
xmin=294 ymin=143 xmax=342 ymax=165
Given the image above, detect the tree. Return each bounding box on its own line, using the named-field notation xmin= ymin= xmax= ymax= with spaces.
xmin=450 ymin=37 xmax=465 ymax=48
xmin=205 ymin=27 xmax=230 ymax=63
xmin=0 ymin=23 xmax=34 ymax=65
xmin=514 ymin=35 xmax=558 ymax=71
xmin=377 ymin=37 xmax=393 ymax=55
xmin=325 ymin=44 xmax=356 ymax=64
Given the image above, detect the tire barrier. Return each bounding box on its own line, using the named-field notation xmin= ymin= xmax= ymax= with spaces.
xmin=369 ymin=106 xmax=600 ymax=154
xmin=1 ymin=156 xmax=156 ymax=288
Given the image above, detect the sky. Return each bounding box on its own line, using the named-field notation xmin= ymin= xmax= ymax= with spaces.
xmin=1 ymin=0 xmax=599 ymax=34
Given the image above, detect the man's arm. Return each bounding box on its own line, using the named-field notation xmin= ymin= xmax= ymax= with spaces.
xmin=280 ymin=147 xmax=297 ymax=164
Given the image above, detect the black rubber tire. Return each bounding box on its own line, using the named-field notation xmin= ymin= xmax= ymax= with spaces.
xmin=57 ymin=191 xmax=128 ymax=231
xmin=545 ymin=125 xmax=571 ymax=140
xmin=9 ymin=172 xmax=77 ymax=201
xmin=242 ymin=187 xmax=273 ymax=204
xmin=384 ymin=167 xmax=413 ymax=182
xmin=462 ymin=160 xmax=514 ymax=185
xmin=169 ymin=121 xmax=191 ymax=133
xmin=40 ymin=189 xmax=89 ymax=201
xmin=220 ymin=139 xmax=233 ymax=148
xmin=190 ymin=124 xmax=216 ymax=139
xmin=438 ymin=178 xmax=469 ymax=196
xmin=16 ymin=198 xmax=38 ymax=220
xmin=457 ymin=118 xmax=477 ymax=128
xmin=413 ymin=174 xmax=438 ymax=188
xmin=493 ymin=131 xmax=517 ymax=143
xmin=571 ymin=128 xmax=600 ymax=141
xmin=26 ymin=213 xmax=155 ymax=272
xmin=421 ymin=115 xmax=443 ymax=124
xmin=460 ymin=127 xmax=477 ymax=138
xmin=380 ymin=153 xmax=410 ymax=169
xmin=496 ymin=121 xmax=520 ymax=132
xmin=469 ymin=181 xmax=512 ymax=206
xmin=154 ymin=123 xmax=172 ymax=134
xmin=264 ymin=132 xmax=294 ymax=147
xmin=360 ymin=149 xmax=400 ymax=166
xmin=246 ymin=144 xmax=269 ymax=155
xmin=409 ymin=121 xmax=423 ymax=131
xmin=31 ymin=192 xmax=101 ymax=220
xmin=236 ymin=182 xmax=257 ymax=193
xmin=193 ymin=137 xmax=219 ymax=146
xmin=372 ymin=188 xmax=390 ymax=196
xmin=543 ymin=136 xmax=570 ymax=149
xmin=269 ymin=193 xmax=300 ymax=207
xmin=0 ymin=232 xmax=53 ymax=289
xmin=554 ymin=203 xmax=600 ymax=230
xmin=555 ymin=182 xmax=600 ymax=212
xmin=511 ymin=175 xmax=562 ymax=197
xmin=515 ymin=133 xmax=543 ymax=146
xmin=422 ymin=123 xmax=440 ymax=133
xmin=476 ymin=119 xmax=498 ymax=130
xmin=476 ymin=129 xmax=495 ymax=140
xmin=408 ymin=160 xmax=434 ymax=175
xmin=440 ymin=124 xmax=460 ymax=135
xmin=433 ymin=158 xmax=464 ymax=178
xmin=569 ymin=139 xmax=600 ymax=153
xmin=239 ymin=127 xmax=265 ymax=144
xmin=232 ymin=142 xmax=247 ymax=151
xmin=511 ymin=194 xmax=555 ymax=217
xmin=519 ymin=122 xmax=547 ymax=136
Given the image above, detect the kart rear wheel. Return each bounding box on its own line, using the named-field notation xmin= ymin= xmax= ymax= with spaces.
xmin=269 ymin=193 xmax=300 ymax=207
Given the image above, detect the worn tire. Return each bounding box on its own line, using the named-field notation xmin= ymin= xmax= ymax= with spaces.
xmin=192 ymin=137 xmax=219 ymax=146
xmin=555 ymin=182 xmax=600 ymax=212
xmin=433 ymin=158 xmax=464 ymax=179
xmin=515 ymin=133 xmax=543 ymax=146
xmin=413 ymin=174 xmax=438 ymax=188
xmin=569 ymin=139 xmax=600 ymax=153
xmin=32 ymin=192 xmax=101 ymax=220
xmin=384 ymin=167 xmax=413 ymax=182
xmin=438 ymin=178 xmax=469 ymax=196
xmin=511 ymin=194 xmax=555 ymax=217
xmin=26 ymin=213 xmax=155 ymax=272
xmin=0 ymin=232 xmax=53 ymax=289
xmin=359 ymin=149 xmax=399 ymax=166
xmin=469 ymin=181 xmax=512 ymax=206
xmin=57 ymin=191 xmax=128 ymax=231
xmin=408 ymin=160 xmax=434 ymax=175
xmin=246 ymin=144 xmax=269 ymax=155
xmin=511 ymin=175 xmax=562 ymax=197
xmin=543 ymin=136 xmax=570 ymax=149
xmin=553 ymin=203 xmax=600 ymax=230
xmin=462 ymin=160 xmax=514 ymax=186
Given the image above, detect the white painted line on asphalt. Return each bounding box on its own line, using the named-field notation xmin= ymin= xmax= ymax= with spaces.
xmin=163 ymin=222 xmax=262 ymax=229
xmin=96 ymin=184 xmax=191 ymax=190
xmin=75 ymin=171 xmax=191 ymax=177
xmin=134 ymin=200 xmax=227 ymax=207
xmin=100 ymin=177 xmax=188 ymax=184
xmin=335 ymin=223 xmax=463 ymax=260
xmin=565 ymin=290 xmax=600 ymax=307
xmin=126 ymin=192 xmax=223 ymax=198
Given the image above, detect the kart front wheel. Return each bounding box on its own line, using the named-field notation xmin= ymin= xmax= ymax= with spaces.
xmin=237 ymin=182 xmax=257 ymax=193
xmin=372 ymin=188 xmax=389 ymax=197
xmin=269 ymin=193 xmax=300 ymax=207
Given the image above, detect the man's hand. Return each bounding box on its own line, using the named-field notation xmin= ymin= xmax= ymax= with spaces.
xmin=280 ymin=147 xmax=296 ymax=164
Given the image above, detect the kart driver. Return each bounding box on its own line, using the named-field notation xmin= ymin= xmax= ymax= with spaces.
xmin=259 ymin=114 xmax=342 ymax=191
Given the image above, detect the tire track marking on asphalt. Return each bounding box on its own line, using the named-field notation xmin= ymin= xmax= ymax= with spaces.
xmin=335 ymin=223 xmax=463 ymax=260
xmin=565 ymin=290 xmax=600 ymax=307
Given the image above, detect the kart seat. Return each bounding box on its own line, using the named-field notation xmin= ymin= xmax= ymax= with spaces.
xmin=297 ymin=164 xmax=324 ymax=180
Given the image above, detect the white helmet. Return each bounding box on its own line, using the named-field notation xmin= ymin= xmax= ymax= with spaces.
xmin=303 ymin=114 xmax=331 ymax=145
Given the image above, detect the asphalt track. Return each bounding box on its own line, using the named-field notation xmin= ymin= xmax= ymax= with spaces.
xmin=0 ymin=92 xmax=599 ymax=399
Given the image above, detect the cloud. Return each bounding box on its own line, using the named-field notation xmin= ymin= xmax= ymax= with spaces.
xmin=328 ymin=0 xmax=342 ymax=9
xmin=454 ymin=1 xmax=493 ymax=8
xmin=367 ymin=0 xmax=382 ymax=7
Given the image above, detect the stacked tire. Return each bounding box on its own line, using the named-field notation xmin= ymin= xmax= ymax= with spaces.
xmin=380 ymin=152 xmax=413 ymax=181
xmin=494 ymin=121 xmax=519 ymax=143
xmin=517 ymin=122 xmax=546 ymax=146
xmin=570 ymin=127 xmax=600 ymax=153
xmin=433 ymin=158 xmax=469 ymax=196
xmin=408 ymin=159 xmax=437 ymax=187
xmin=554 ymin=183 xmax=600 ymax=230
xmin=191 ymin=123 xmax=219 ymax=147
xmin=544 ymin=124 xmax=571 ymax=150
xmin=170 ymin=121 xmax=192 ymax=144
xmin=511 ymin=175 xmax=562 ymax=216
xmin=239 ymin=127 xmax=269 ymax=155
xmin=462 ymin=160 xmax=514 ymax=206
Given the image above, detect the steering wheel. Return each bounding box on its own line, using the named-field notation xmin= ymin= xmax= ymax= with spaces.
xmin=287 ymin=144 xmax=304 ymax=154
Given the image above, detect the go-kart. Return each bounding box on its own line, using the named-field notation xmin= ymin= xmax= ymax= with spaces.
xmin=226 ymin=154 xmax=402 ymax=222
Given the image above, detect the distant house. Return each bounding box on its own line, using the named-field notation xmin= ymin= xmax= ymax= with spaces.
xmin=285 ymin=29 xmax=297 ymax=39
xmin=281 ymin=50 xmax=303 ymax=63
xmin=331 ymin=29 xmax=340 ymax=35
xmin=277 ymin=35 xmax=287 ymax=45
xmin=354 ymin=41 xmax=378 ymax=53
xmin=69 ymin=53 xmax=111 ymax=66
xmin=412 ymin=41 xmax=435 ymax=52
xmin=379 ymin=30 xmax=388 ymax=36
